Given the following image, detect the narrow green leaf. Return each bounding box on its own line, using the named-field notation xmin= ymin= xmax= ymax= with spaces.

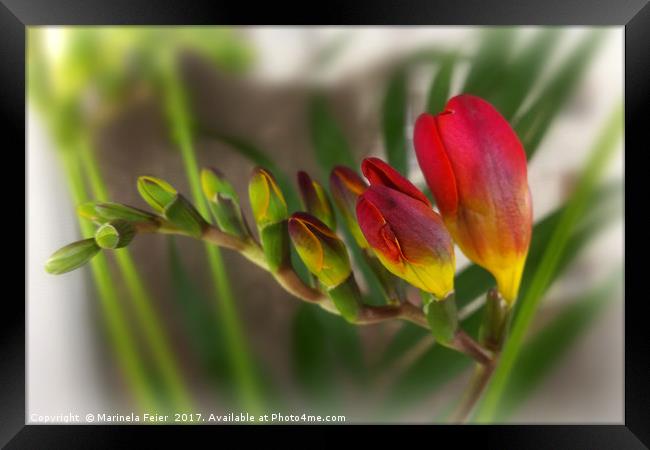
xmin=475 ymin=102 xmax=623 ymax=422
xmin=382 ymin=68 xmax=408 ymax=174
xmin=376 ymin=323 xmax=429 ymax=373
xmin=169 ymin=237 xmax=280 ymax=408
xmin=309 ymin=94 xmax=356 ymax=176
xmin=318 ymin=310 xmax=367 ymax=383
xmin=496 ymin=270 xmax=621 ymax=420
xmin=378 ymin=178 xmax=621 ymax=414
xmin=462 ymin=28 xmax=518 ymax=99
xmin=380 ymin=313 xmax=482 ymax=418
xmin=514 ymin=29 xmax=606 ymax=159
xmin=426 ymin=53 xmax=456 ymax=115
xmin=291 ymin=303 xmax=338 ymax=407
xmin=491 ymin=29 xmax=563 ymax=120
xmin=167 ymin=238 xmax=229 ymax=384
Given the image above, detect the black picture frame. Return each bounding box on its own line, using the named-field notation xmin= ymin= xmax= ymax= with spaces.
xmin=7 ymin=0 xmax=648 ymax=447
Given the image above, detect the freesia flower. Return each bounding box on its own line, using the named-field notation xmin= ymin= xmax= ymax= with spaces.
xmin=356 ymin=158 xmax=455 ymax=299
xmin=413 ymin=94 xmax=532 ymax=303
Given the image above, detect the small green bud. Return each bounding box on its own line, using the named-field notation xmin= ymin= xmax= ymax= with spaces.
xmin=78 ymin=201 xmax=158 ymax=224
xmin=326 ymin=274 xmax=361 ymax=323
xmin=45 ymin=238 xmax=101 ymax=275
xmin=423 ymin=292 xmax=458 ymax=345
xmin=95 ymin=220 xmax=136 ymax=249
xmin=288 ymin=212 xmax=351 ymax=289
xmin=163 ymin=194 xmax=208 ymax=238
xmin=248 ymin=167 xmax=288 ymax=229
xmin=137 ymin=176 xmax=177 ymax=212
xmin=201 ymin=167 xmax=239 ymax=203
xmin=297 ymin=171 xmax=336 ymax=230
xmin=201 ymin=168 xmax=249 ymax=238
xmin=259 ymin=220 xmax=291 ymax=272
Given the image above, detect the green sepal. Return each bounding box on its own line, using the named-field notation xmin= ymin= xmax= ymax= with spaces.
xmin=326 ymin=274 xmax=361 ymax=323
xmin=423 ymin=292 xmax=459 ymax=345
xmin=201 ymin=167 xmax=239 ymax=203
xmin=210 ymin=194 xmax=250 ymax=238
xmin=137 ymin=176 xmax=177 ymax=213
xmin=163 ymin=194 xmax=207 ymax=238
xmin=78 ymin=201 xmax=158 ymax=224
xmin=45 ymin=238 xmax=101 ymax=275
xmin=94 ymin=220 xmax=136 ymax=249
xmin=201 ymin=168 xmax=249 ymax=238
xmin=260 ymin=220 xmax=290 ymax=272
xmin=478 ymin=288 xmax=511 ymax=352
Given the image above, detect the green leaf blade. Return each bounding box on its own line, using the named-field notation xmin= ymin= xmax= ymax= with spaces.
xmin=382 ymin=69 xmax=408 ymax=174
xmin=309 ymin=94 xmax=356 ymax=176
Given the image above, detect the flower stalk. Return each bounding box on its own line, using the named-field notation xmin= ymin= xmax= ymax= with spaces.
xmin=61 ymin=194 xmax=492 ymax=369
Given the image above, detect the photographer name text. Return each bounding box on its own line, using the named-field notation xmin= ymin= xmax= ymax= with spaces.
xmin=30 ymin=412 xmax=346 ymax=424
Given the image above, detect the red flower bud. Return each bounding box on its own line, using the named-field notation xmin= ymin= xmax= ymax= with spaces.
xmin=414 ymin=94 xmax=532 ymax=303
xmin=361 ymin=157 xmax=431 ymax=206
xmin=356 ymin=171 xmax=455 ymax=299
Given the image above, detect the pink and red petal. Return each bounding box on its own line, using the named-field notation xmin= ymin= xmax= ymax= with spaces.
xmin=413 ymin=113 xmax=459 ymax=217
xmin=361 ymin=157 xmax=431 ymax=206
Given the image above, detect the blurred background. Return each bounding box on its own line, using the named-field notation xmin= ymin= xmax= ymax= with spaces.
xmin=27 ymin=26 xmax=623 ymax=423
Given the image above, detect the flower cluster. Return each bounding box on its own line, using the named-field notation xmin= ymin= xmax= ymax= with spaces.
xmin=46 ymin=94 xmax=531 ymax=347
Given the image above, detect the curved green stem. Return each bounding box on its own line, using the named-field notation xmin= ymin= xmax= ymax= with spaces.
xmin=78 ymin=136 xmax=193 ymax=412
xmin=62 ymin=153 xmax=155 ymax=411
xmin=160 ymin=53 xmax=262 ymax=413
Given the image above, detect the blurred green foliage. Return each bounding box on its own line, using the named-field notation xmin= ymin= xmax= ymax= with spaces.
xmin=31 ymin=27 xmax=621 ymax=422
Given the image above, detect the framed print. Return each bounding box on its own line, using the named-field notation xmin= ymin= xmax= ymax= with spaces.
xmin=5 ymin=0 xmax=649 ymax=446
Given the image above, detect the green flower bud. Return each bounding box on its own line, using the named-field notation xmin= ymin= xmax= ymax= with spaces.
xmin=297 ymin=171 xmax=337 ymax=230
xmin=78 ymin=201 xmax=158 ymax=224
xmin=248 ymin=167 xmax=288 ymax=229
xmin=163 ymin=194 xmax=208 ymax=238
xmin=201 ymin=168 xmax=249 ymax=238
xmin=288 ymin=212 xmax=351 ymax=289
xmin=423 ymin=292 xmax=458 ymax=345
xmin=94 ymin=220 xmax=136 ymax=249
xmin=45 ymin=238 xmax=101 ymax=275
xmin=326 ymin=274 xmax=361 ymax=323
xmin=259 ymin=220 xmax=291 ymax=272
xmin=137 ymin=176 xmax=177 ymax=213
